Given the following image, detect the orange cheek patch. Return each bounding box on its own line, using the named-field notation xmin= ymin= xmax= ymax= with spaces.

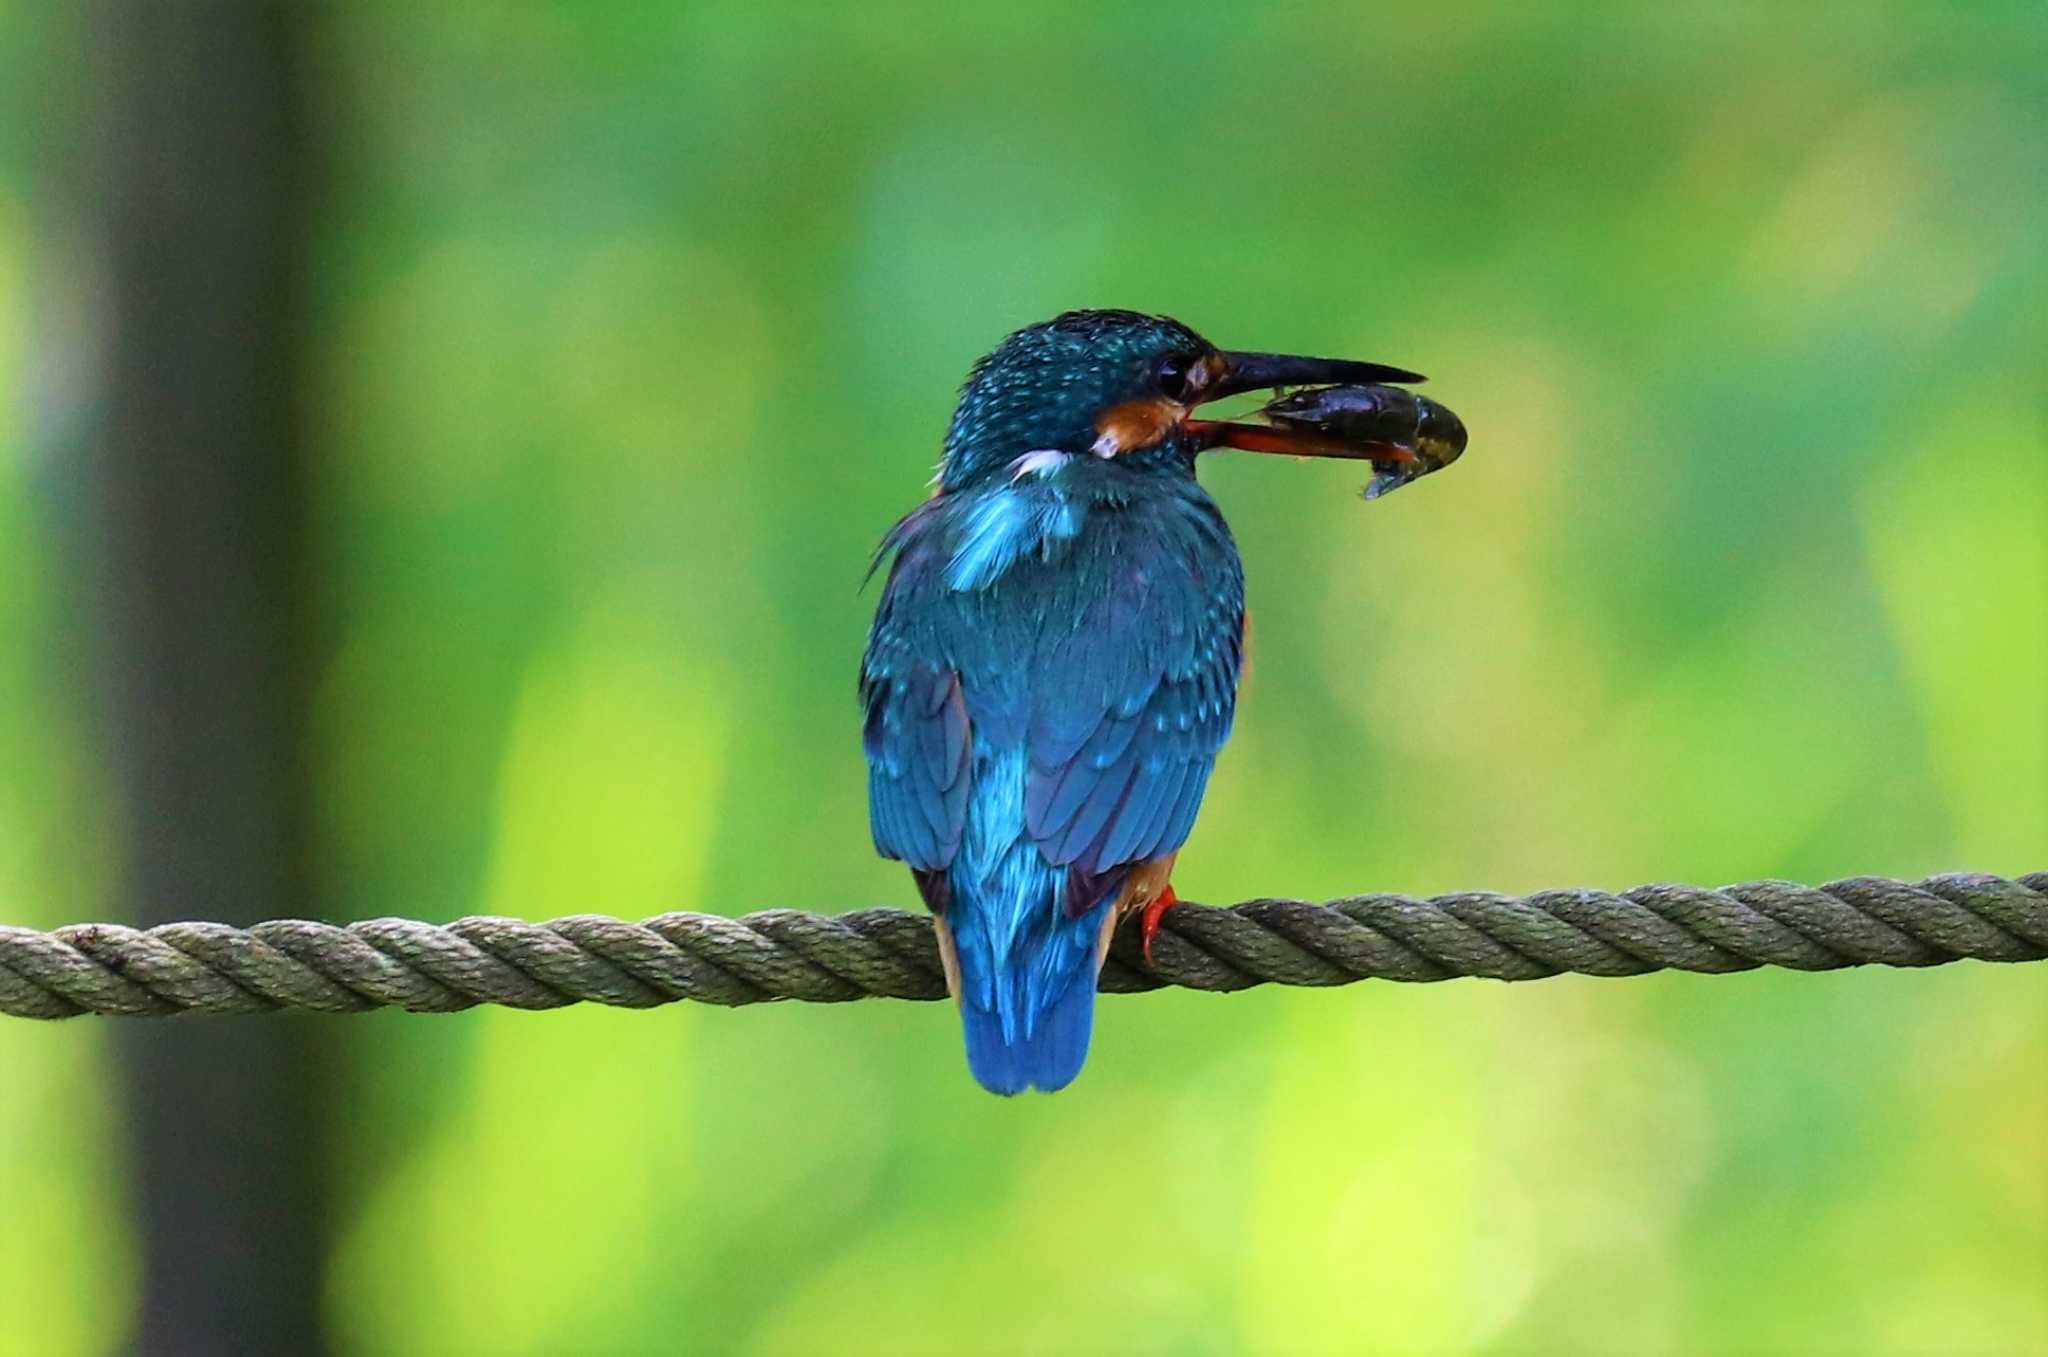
xmin=1093 ymin=398 xmax=1185 ymax=456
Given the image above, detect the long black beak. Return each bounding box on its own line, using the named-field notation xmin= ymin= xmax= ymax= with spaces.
xmin=1206 ymin=351 xmax=1426 ymax=402
xmin=1188 ymin=349 xmax=1433 ymax=461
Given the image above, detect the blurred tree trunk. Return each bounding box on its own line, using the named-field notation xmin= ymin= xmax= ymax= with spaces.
xmin=92 ymin=3 xmax=330 ymax=1352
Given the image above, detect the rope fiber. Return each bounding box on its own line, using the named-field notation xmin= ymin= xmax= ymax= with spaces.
xmin=1 ymin=872 xmax=2042 ymax=1020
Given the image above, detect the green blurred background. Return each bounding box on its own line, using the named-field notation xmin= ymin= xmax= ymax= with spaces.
xmin=1 ymin=3 xmax=2043 ymax=1354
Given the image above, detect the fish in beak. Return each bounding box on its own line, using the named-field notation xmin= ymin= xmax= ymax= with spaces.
xmin=1186 ymin=350 xmax=1468 ymax=499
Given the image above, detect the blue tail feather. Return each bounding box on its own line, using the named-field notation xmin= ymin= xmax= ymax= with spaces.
xmin=959 ymin=953 xmax=1099 ymax=1095
xmin=944 ymin=748 xmax=1110 ymax=1094
xmin=947 ymin=868 xmax=1109 ymax=1095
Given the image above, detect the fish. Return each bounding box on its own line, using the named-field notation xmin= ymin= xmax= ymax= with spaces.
xmin=1258 ymin=383 xmax=1469 ymax=499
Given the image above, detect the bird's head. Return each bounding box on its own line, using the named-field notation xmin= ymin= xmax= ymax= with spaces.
xmin=935 ymin=309 xmax=1427 ymax=491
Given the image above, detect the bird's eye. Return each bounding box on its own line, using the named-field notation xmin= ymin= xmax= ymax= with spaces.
xmin=1155 ymin=353 xmax=1194 ymax=402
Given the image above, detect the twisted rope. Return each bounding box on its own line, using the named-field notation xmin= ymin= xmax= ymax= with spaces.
xmin=1 ymin=872 xmax=2042 ymax=1020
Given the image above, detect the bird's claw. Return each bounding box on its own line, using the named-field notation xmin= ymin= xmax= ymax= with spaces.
xmin=1138 ymin=884 xmax=1179 ymax=965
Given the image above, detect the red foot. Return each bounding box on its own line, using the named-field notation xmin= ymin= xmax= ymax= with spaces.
xmin=1138 ymin=885 xmax=1180 ymax=964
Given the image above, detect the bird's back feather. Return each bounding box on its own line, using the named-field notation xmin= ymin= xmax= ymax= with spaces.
xmin=862 ymin=462 xmax=1244 ymax=1092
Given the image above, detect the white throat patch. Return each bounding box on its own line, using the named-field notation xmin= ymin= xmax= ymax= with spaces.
xmin=1008 ymin=449 xmax=1072 ymax=481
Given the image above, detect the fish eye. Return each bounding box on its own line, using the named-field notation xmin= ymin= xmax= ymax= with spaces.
xmin=1154 ymin=353 xmax=1194 ymax=402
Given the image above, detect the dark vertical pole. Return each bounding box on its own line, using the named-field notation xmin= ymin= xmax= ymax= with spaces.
xmin=92 ymin=3 xmax=328 ymax=1353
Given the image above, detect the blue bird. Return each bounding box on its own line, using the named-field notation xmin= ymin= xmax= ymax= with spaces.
xmin=861 ymin=310 xmax=1431 ymax=1094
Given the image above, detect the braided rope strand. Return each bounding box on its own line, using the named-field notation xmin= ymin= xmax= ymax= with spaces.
xmin=1 ymin=872 xmax=2041 ymax=1020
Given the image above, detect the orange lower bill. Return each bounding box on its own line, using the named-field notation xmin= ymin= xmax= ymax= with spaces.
xmin=1186 ymin=419 xmax=1417 ymax=462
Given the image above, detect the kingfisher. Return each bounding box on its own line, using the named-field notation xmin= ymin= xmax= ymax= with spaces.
xmin=861 ymin=310 xmax=1435 ymax=1094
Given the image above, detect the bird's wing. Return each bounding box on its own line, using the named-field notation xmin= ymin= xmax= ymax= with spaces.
xmin=861 ymin=504 xmax=972 ymax=871
xmin=862 ymin=490 xmax=1244 ymax=907
xmin=1020 ymin=495 xmax=1244 ymax=911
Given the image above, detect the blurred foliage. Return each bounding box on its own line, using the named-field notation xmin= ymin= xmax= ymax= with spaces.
xmin=2 ymin=2 xmax=2044 ymax=1353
